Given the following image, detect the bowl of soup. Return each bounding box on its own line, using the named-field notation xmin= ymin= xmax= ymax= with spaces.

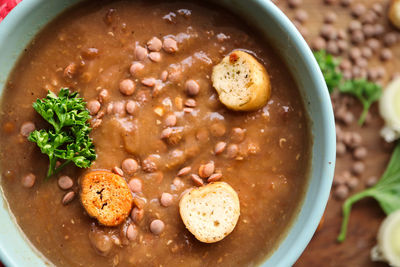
xmin=0 ymin=0 xmax=335 ymax=266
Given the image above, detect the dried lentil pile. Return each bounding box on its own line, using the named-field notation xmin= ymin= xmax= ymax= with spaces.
xmin=273 ymin=0 xmax=399 ymax=199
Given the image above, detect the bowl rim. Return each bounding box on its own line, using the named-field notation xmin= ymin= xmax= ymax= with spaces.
xmin=250 ymin=1 xmax=335 ymax=266
xmin=0 ymin=0 xmax=335 ymax=266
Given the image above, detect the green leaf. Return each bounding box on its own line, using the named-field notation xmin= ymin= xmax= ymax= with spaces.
xmin=28 ymin=88 xmax=96 ymax=179
xmin=338 ymin=142 xmax=400 ymax=242
xmin=314 ymin=50 xmax=342 ymax=93
xmin=314 ymin=50 xmax=382 ymax=126
xmin=339 ymin=79 xmax=382 ymax=125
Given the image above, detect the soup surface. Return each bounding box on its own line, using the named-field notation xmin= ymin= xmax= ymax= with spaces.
xmin=0 ymin=1 xmax=311 ymax=266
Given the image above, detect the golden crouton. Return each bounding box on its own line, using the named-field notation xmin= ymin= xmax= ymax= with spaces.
xmin=80 ymin=170 xmax=133 ymax=227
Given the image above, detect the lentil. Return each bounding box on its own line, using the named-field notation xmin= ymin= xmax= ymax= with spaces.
xmin=131 ymin=207 xmax=144 ymax=223
xmin=20 ymin=122 xmax=35 ymax=137
xmin=150 ymin=219 xmax=165 ymax=235
xmin=149 ymin=52 xmax=162 ymax=62
xmin=126 ymin=224 xmax=138 ymax=241
xmin=130 ymin=62 xmax=145 ymax=76
xmin=185 ymin=80 xmax=200 ymax=96
xmin=352 ymin=161 xmax=365 ymax=175
xmin=160 ymin=193 xmax=173 ymax=207
xmin=129 ymin=178 xmax=143 ymax=193
xmin=215 ymin=141 xmax=227 ymax=155
xmin=122 ymin=158 xmax=138 ymax=175
xmin=126 ymin=100 xmax=138 ymax=115
xmin=207 ymin=173 xmax=222 ymax=182
xmin=135 ymin=45 xmax=148 ymax=61
xmin=147 ymin=37 xmax=162 ymax=52
xmin=177 ymin=166 xmax=191 ymax=176
xmin=62 ymin=191 xmax=75 ymax=205
xmin=163 ymin=38 xmax=178 ymax=53
xmin=191 ymin=174 xmax=204 ymax=186
xmin=58 ymin=175 xmax=73 ymax=190
xmin=198 ymin=161 xmax=215 ymax=178
xmin=21 ymin=173 xmax=36 ymax=188
xmin=87 ymin=100 xmax=101 ymax=115
xmin=119 ymin=79 xmax=135 ymax=96
xmin=334 ymin=184 xmax=349 ymax=200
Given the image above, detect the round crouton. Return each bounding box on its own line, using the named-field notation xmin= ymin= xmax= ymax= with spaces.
xmin=179 ymin=182 xmax=240 ymax=243
xmin=80 ymin=171 xmax=133 ymax=227
xmin=211 ymin=50 xmax=271 ymax=111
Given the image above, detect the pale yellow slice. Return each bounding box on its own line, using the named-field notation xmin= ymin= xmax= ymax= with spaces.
xmin=179 ymin=182 xmax=240 ymax=243
xmin=212 ymin=50 xmax=271 ymax=111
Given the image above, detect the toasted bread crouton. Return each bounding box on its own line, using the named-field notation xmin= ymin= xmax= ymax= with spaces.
xmin=389 ymin=0 xmax=400 ymax=29
xmin=212 ymin=50 xmax=271 ymax=111
xmin=179 ymin=182 xmax=240 ymax=243
xmin=80 ymin=171 xmax=133 ymax=227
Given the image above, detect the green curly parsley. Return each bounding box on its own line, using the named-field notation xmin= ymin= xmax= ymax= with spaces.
xmin=28 ymin=88 xmax=96 ymax=179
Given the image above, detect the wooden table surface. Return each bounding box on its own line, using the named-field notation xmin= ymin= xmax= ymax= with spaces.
xmin=271 ymin=0 xmax=400 ymax=266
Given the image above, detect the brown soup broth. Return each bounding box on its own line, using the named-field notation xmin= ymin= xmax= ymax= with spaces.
xmin=0 ymin=1 xmax=311 ymax=266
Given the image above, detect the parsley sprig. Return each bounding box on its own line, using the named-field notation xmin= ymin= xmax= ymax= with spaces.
xmin=338 ymin=142 xmax=400 ymax=242
xmin=339 ymin=79 xmax=382 ymax=125
xmin=28 ymin=89 xmax=96 ymax=179
xmin=313 ymin=50 xmax=382 ymax=125
xmin=314 ymin=50 xmax=342 ymax=93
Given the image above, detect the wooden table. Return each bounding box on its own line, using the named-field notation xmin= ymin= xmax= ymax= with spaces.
xmin=272 ymin=0 xmax=400 ymax=266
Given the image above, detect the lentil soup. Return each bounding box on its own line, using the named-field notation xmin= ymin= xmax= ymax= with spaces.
xmin=0 ymin=1 xmax=311 ymax=266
